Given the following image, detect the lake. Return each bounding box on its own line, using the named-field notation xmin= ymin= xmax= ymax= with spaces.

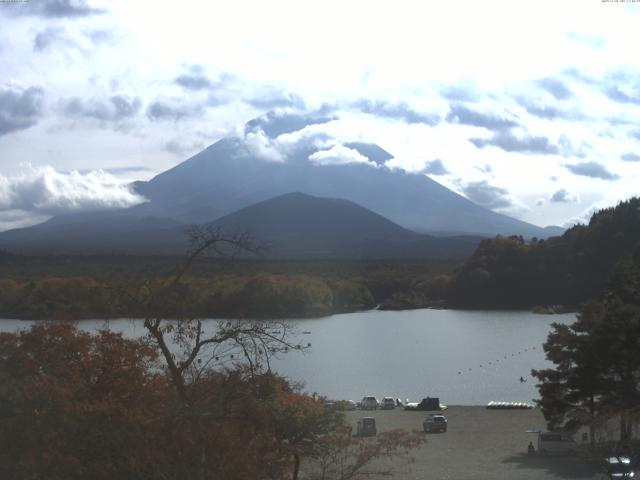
xmin=0 ymin=309 xmax=575 ymax=406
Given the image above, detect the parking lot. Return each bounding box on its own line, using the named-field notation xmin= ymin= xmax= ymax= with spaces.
xmin=342 ymin=406 xmax=604 ymax=479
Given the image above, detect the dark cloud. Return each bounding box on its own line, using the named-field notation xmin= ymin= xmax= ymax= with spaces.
xmin=175 ymin=73 xmax=212 ymax=90
xmin=521 ymin=102 xmax=564 ymax=120
xmin=244 ymin=111 xmax=334 ymax=138
xmin=536 ymin=78 xmax=573 ymax=100
xmin=33 ymin=26 xmax=72 ymax=51
xmin=440 ymin=85 xmax=478 ymax=102
xmin=11 ymin=0 xmax=104 ymax=18
xmin=146 ymin=100 xmax=203 ymax=122
xmin=564 ymin=68 xmax=596 ymax=85
xmin=550 ymin=188 xmax=576 ymax=203
xmin=353 ymin=99 xmax=438 ymax=125
xmin=461 ymin=180 xmax=513 ymax=210
xmin=602 ymin=69 xmax=640 ymax=105
xmin=470 ymin=131 xmax=559 ymax=154
xmin=0 ymin=86 xmax=44 ymax=136
xmin=605 ymin=86 xmax=640 ymax=105
xmin=446 ymin=104 xmax=517 ymax=130
xmin=621 ymin=152 xmax=640 ymax=162
xmin=422 ymin=159 xmax=449 ymax=176
xmin=565 ymin=161 xmax=619 ymax=181
xmin=516 ymin=95 xmax=582 ymax=121
xmin=64 ymin=95 xmax=141 ymax=123
xmin=245 ymin=90 xmax=306 ymax=110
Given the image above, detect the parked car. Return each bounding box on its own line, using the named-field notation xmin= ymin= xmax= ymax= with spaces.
xmin=423 ymin=414 xmax=447 ymax=433
xmin=603 ymin=456 xmax=635 ymax=479
xmin=323 ymin=399 xmax=335 ymax=409
xmin=381 ymin=397 xmax=396 ymax=409
xmin=356 ymin=417 xmax=377 ymax=437
xmin=537 ymin=432 xmax=577 ymax=455
xmin=335 ymin=399 xmax=357 ymax=411
xmin=361 ymin=396 xmax=379 ymax=410
xmin=404 ymin=397 xmax=442 ymax=411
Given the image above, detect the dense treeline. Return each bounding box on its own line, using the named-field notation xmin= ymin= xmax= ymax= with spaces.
xmin=446 ymin=197 xmax=640 ymax=309
xmin=0 ymin=256 xmax=453 ymax=320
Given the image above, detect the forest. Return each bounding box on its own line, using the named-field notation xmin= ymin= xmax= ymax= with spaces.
xmin=1 ymin=197 xmax=639 ymax=319
xmin=0 ymin=254 xmax=453 ymax=320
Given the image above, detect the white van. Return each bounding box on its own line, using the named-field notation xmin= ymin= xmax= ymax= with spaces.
xmin=537 ymin=432 xmax=577 ymax=454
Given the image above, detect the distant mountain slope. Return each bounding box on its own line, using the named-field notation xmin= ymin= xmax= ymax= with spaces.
xmin=0 ymin=193 xmax=481 ymax=259
xmin=446 ymin=197 xmax=640 ymax=309
xmin=209 ymin=192 xmax=481 ymax=259
xmin=127 ymin=124 xmax=559 ymax=238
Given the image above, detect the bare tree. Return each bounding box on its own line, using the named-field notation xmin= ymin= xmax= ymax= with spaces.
xmin=121 ymin=225 xmax=307 ymax=479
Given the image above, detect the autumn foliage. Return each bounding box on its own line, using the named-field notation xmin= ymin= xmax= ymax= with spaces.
xmin=0 ymin=323 xmax=423 ymax=479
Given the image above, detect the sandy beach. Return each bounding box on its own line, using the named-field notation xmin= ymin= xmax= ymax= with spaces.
xmin=338 ymin=406 xmax=603 ymax=480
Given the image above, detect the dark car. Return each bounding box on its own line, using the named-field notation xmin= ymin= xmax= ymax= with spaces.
xmin=423 ymin=414 xmax=447 ymax=433
xmin=404 ymin=397 xmax=442 ymax=411
xmin=603 ymin=456 xmax=635 ymax=479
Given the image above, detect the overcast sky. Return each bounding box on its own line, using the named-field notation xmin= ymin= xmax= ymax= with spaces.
xmin=0 ymin=0 xmax=639 ymax=231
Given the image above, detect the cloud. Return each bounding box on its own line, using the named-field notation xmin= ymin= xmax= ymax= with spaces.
xmin=164 ymin=139 xmax=206 ymax=157
xmin=308 ymin=144 xmax=376 ymax=167
xmin=460 ymin=180 xmax=513 ymax=210
xmin=64 ymin=95 xmax=141 ymax=124
xmin=566 ymin=32 xmax=607 ymax=49
xmin=343 ymin=142 xmax=393 ymax=166
xmin=536 ymin=78 xmax=573 ymax=100
xmin=631 ymin=130 xmax=640 ymax=141
xmin=243 ymin=129 xmax=285 ymax=162
xmin=0 ymin=210 xmax=50 ymax=232
xmin=244 ymin=111 xmax=334 ymax=139
xmin=470 ymin=131 xmax=559 ymax=154
xmin=475 ymin=163 xmax=493 ymax=174
xmin=550 ymin=188 xmax=578 ymax=203
xmin=10 ymin=0 xmax=104 ymax=18
xmin=33 ymin=26 xmax=74 ymax=52
xmin=86 ymin=30 xmax=113 ymax=45
xmin=602 ymin=70 xmax=640 ymax=105
xmin=353 ymin=99 xmax=438 ymax=125
xmin=605 ymin=86 xmax=640 ymax=105
xmin=621 ymin=152 xmax=640 ymax=162
xmin=0 ymin=164 xmax=146 ymax=215
xmin=440 ymin=85 xmax=478 ymax=102
xmin=146 ymin=100 xmax=203 ymax=121
xmin=521 ymin=102 xmax=564 ymax=120
xmin=517 ymin=96 xmax=581 ymax=121
xmin=563 ymin=199 xmax=618 ymax=227
xmin=422 ymin=159 xmax=449 ymax=176
xmin=446 ymin=104 xmax=517 ymax=130
xmin=245 ymin=90 xmax=306 ymax=110
xmin=175 ymin=73 xmax=213 ymax=91
xmin=0 ymin=86 xmax=44 ymax=136
xmin=564 ymin=161 xmax=619 ymax=181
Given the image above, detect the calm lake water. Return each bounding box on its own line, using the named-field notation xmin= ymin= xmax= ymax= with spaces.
xmin=0 ymin=309 xmax=575 ymax=406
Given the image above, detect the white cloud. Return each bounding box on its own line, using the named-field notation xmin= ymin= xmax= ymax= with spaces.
xmin=243 ymin=128 xmax=285 ymax=162
xmin=308 ymin=144 xmax=376 ymax=167
xmin=0 ymin=163 xmax=146 ymax=215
